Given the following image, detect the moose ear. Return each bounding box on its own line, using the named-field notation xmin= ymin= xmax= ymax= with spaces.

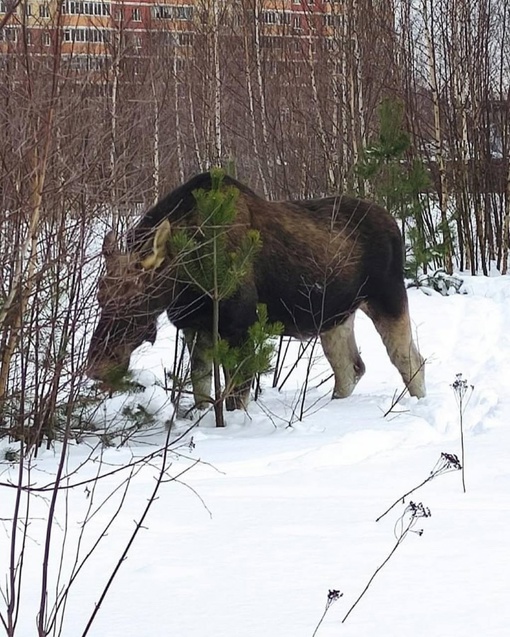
xmin=140 ymin=219 xmax=171 ymax=270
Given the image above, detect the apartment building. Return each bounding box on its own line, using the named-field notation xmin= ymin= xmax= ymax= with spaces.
xmin=0 ymin=1 xmax=343 ymax=69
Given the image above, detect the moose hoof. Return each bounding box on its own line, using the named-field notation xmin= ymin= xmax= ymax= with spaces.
xmin=332 ymin=360 xmax=366 ymax=399
xmin=225 ymin=393 xmax=250 ymax=411
xmin=332 ymin=386 xmax=355 ymax=399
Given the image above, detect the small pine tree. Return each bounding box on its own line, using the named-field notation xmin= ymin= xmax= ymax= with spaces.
xmin=170 ymin=170 xmax=262 ymax=301
xmin=357 ymin=99 xmax=448 ymax=280
xmin=213 ymin=303 xmax=283 ymax=387
xmin=171 ymin=169 xmax=281 ymax=426
xmin=93 ymin=367 xmax=145 ymax=396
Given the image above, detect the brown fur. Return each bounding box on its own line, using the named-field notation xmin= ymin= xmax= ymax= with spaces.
xmin=87 ymin=172 xmax=425 ymax=406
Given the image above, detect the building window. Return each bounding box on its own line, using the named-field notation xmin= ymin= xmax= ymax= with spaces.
xmin=324 ymin=14 xmax=341 ymax=27
xmin=39 ymin=3 xmax=50 ymax=17
xmin=62 ymin=2 xmax=110 ymax=17
xmin=262 ymin=11 xmax=290 ymax=26
xmin=68 ymin=55 xmax=105 ymax=72
xmin=177 ymin=32 xmax=192 ymax=46
xmin=0 ymin=28 xmax=18 ymax=42
xmin=43 ymin=31 xmax=51 ymax=46
xmin=63 ymin=28 xmax=109 ymax=43
xmin=25 ymin=3 xmax=32 ymax=15
xmin=153 ymin=5 xmax=193 ymax=20
xmin=261 ymin=36 xmax=283 ymax=50
xmin=132 ymin=7 xmax=141 ymax=21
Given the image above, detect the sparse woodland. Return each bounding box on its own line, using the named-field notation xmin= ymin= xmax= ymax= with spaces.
xmin=0 ymin=0 xmax=508 ymax=436
xmin=0 ymin=2 xmax=509 ymax=634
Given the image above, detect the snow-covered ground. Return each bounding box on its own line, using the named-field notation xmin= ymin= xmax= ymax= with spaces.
xmin=1 ymin=274 xmax=510 ymax=636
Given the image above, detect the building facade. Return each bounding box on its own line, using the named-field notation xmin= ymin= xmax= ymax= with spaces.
xmin=1 ymin=1 xmax=344 ymax=66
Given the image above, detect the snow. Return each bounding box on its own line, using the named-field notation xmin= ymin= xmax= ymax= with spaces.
xmin=2 ymin=275 xmax=510 ymax=636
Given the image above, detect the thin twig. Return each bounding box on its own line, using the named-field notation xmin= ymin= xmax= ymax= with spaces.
xmin=80 ymin=424 xmax=199 ymax=636
xmin=311 ymin=589 xmax=343 ymax=637
xmin=343 ymin=502 xmax=431 ymax=624
xmin=451 ymin=374 xmax=474 ymax=493
xmin=375 ymin=453 xmax=461 ymax=522
xmin=383 ymin=358 xmax=427 ymax=418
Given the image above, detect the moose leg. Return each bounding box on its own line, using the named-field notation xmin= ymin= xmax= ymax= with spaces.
xmin=182 ymin=329 xmax=213 ymax=408
xmin=224 ymin=370 xmax=252 ymax=412
xmin=364 ymin=305 xmax=425 ymax=398
xmin=320 ymin=315 xmax=366 ymax=398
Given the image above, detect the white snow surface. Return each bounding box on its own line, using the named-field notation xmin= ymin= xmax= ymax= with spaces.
xmin=2 ymin=274 xmax=510 ymax=636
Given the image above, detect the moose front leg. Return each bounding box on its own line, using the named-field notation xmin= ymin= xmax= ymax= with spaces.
xmin=224 ymin=370 xmax=252 ymax=411
xmin=182 ymin=328 xmax=213 ymax=409
xmin=220 ymin=287 xmax=259 ymax=411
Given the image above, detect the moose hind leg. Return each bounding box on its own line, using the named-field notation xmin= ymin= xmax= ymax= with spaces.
xmin=365 ymin=305 xmax=425 ymax=398
xmin=183 ymin=329 xmax=213 ymax=408
xmin=320 ymin=315 xmax=366 ymax=399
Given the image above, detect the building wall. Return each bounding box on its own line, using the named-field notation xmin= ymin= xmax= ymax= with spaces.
xmin=1 ymin=1 xmax=343 ymax=58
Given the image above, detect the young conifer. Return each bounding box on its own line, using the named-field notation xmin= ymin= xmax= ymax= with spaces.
xmin=357 ymin=99 xmax=445 ymax=280
xmin=170 ymin=169 xmax=282 ymax=426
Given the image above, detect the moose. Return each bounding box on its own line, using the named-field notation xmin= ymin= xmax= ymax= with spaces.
xmin=87 ymin=171 xmax=425 ymax=409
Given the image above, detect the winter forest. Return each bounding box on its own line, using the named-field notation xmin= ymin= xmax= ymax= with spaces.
xmin=1 ymin=1 xmax=510 ymax=636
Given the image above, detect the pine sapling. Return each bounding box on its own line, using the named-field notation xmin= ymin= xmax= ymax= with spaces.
xmin=357 ymin=98 xmax=447 ymax=278
xmin=169 ymin=169 xmax=283 ymax=425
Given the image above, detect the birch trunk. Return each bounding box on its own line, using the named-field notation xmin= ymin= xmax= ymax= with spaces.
xmin=502 ymin=164 xmax=510 ymax=274
xmin=188 ymin=81 xmax=204 ymax=170
xmin=244 ymin=17 xmax=268 ymax=196
xmin=212 ymin=0 xmax=222 ymax=165
xmin=252 ymin=1 xmax=270 ymax=181
xmin=172 ymin=53 xmax=185 ymax=183
xmin=423 ymin=0 xmax=453 ymax=273
xmin=307 ymin=26 xmax=335 ymax=190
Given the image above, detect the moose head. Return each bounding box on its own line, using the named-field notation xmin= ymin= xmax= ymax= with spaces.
xmin=86 ymin=220 xmax=171 ymax=383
